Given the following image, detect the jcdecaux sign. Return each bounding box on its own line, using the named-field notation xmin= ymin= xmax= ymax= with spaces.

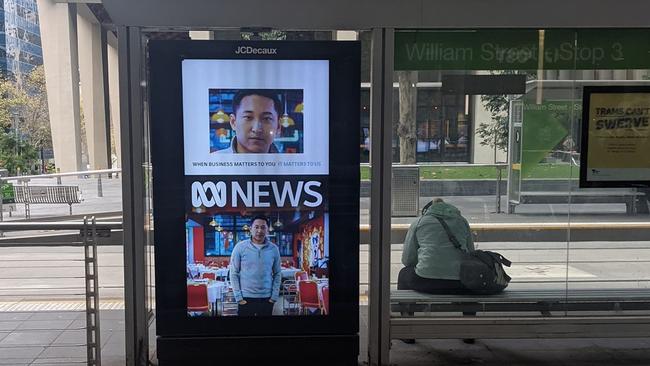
xmin=395 ymin=30 xmax=650 ymax=70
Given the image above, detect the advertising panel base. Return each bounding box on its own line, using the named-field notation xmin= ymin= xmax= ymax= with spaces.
xmin=156 ymin=334 xmax=359 ymax=365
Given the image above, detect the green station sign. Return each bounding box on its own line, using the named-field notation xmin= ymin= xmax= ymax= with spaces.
xmin=395 ymin=29 xmax=650 ymax=70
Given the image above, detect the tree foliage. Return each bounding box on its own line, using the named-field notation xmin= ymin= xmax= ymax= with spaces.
xmin=0 ymin=66 xmax=51 ymax=174
xmin=0 ymin=75 xmax=28 ymax=129
xmin=20 ymin=65 xmax=52 ymax=150
xmin=0 ymin=66 xmax=51 ymax=149
xmin=476 ymin=93 xmax=510 ymax=152
xmin=0 ymin=130 xmax=39 ymax=175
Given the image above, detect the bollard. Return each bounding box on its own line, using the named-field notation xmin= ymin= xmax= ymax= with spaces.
xmin=97 ymin=174 xmax=103 ymax=197
xmin=495 ymin=165 xmax=504 ymax=213
xmin=0 ymin=190 xmax=3 ymax=236
xmin=0 ymin=179 xmax=3 ymax=224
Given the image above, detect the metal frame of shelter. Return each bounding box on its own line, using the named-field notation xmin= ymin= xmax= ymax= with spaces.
xmin=107 ymin=1 xmax=650 ymax=365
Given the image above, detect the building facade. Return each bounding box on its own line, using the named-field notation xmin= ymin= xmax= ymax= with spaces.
xmin=0 ymin=0 xmax=42 ymax=79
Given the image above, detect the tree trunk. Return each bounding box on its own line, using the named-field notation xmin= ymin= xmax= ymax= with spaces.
xmin=397 ymin=71 xmax=418 ymax=164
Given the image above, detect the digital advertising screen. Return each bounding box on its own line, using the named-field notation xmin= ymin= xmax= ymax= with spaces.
xmin=183 ymin=59 xmax=330 ymax=317
xmin=581 ymin=86 xmax=650 ymax=187
xmin=149 ymin=40 xmax=360 ymax=344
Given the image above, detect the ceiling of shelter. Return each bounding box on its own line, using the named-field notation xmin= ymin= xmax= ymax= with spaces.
xmin=101 ymin=0 xmax=650 ymax=29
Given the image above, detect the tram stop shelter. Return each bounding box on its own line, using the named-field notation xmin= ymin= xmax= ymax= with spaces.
xmin=94 ymin=0 xmax=650 ymax=365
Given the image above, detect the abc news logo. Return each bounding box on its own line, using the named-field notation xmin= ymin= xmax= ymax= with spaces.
xmin=191 ymin=180 xmax=323 ymax=208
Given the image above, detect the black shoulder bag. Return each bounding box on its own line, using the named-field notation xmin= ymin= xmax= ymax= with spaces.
xmin=435 ymin=217 xmax=512 ymax=294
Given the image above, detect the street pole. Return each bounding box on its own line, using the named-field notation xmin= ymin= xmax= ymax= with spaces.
xmin=40 ymin=147 xmax=45 ymax=174
xmin=12 ymin=112 xmax=19 ymax=157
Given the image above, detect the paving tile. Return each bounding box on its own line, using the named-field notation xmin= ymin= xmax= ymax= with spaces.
xmin=28 ymin=312 xmax=84 ymax=321
xmin=0 ymin=312 xmax=32 ymax=321
xmin=0 ymin=359 xmax=31 ymax=365
xmin=102 ymin=331 xmax=125 ymax=351
xmin=37 ymin=344 xmax=86 ymax=359
xmin=0 ymin=330 xmax=60 ymax=346
xmin=51 ymin=329 xmax=86 ymax=346
xmin=99 ymin=310 xmax=125 ymax=320
xmin=66 ymin=319 xmax=86 ymax=330
xmin=100 ymin=354 xmax=127 ymax=366
xmin=0 ymin=321 xmax=21 ymax=331
xmin=30 ymin=360 xmax=87 ymax=366
xmin=99 ymin=330 xmax=118 ymax=348
xmin=16 ymin=319 xmax=73 ymax=331
xmin=100 ymin=337 xmax=125 ymax=360
xmin=0 ymin=345 xmax=44 ymax=359
xmin=101 ymin=320 xmax=125 ymax=332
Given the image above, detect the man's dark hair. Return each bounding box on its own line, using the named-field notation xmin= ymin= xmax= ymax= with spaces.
xmin=232 ymin=89 xmax=283 ymax=116
xmin=251 ymin=215 xmax=270 ymax=227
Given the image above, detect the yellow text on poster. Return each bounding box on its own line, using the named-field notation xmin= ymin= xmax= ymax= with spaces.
xmin=588 ymin=93 xmax=650 ymax=169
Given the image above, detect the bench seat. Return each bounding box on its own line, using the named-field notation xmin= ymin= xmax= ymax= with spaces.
xmin=390 ymin=289 xmax=650 ymax=339
xmin=13 ymin=185 xmax=82 ymax=219
xmin=392 ymin=289 xmax=650 ymax=314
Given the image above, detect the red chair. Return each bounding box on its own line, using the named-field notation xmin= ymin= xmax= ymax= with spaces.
xmin=298 ymin=280 xmax=321 ymax=315
xmin=321 ymin=286 xmax=329 ymax=315
xmin=201 ymin=272 xmax=216 ymax=280
xmin=187 ymin=284 xmax=209 ymax=313
xmin=295 ymin=271 xmax=309 ymax=282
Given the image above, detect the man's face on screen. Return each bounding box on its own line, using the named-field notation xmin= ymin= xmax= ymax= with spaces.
xmin=231 ymin=95 xmax=280 ymax=153
xmin=251 ymin=219 xmax=269 ymax=244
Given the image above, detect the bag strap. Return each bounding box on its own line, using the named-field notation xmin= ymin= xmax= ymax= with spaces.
xmin=486 ymin=251 xmax=512 ymax=267
xmin=421 ymin=201 xmax=433 ymax=215
xmin=434 ymin=217 xmax=467 ymax=253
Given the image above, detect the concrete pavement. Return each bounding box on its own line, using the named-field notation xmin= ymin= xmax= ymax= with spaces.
xmin=2 ymin=307 xmax=648 ymax=365
xmin=1 ymin=175 xmax=649 ymax=364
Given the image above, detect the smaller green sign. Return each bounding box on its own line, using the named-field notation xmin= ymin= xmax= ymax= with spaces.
xmin=521 ymin=101 xmax=580 ymax=178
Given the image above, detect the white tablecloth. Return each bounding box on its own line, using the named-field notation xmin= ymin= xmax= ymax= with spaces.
xmin=197 ymin=267 xmax=229 ymax=278
xmin=215 ymin=267 xmax=229 ymax=277
xmin=187 ymin=263 xmax=200 ymax=278
xmin=207 ymin=281 xmax=228 ymax=303
xmin=281 ymin=268 xmax=301 ymax=280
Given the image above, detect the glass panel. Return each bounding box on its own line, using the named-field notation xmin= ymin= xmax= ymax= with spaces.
xmin=390 ymin=29 xmax=574 ymax=329
xmin=143 ymin=31 xmax=156 ymax=321
xmin=390 ymin=29 xmax=650 ymax=357
xmin=568 ymin=30 xmax=650 ymax=298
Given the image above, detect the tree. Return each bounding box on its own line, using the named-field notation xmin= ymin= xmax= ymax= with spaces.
xmin=476 ymin=93 xmax=510 ymax=162
xmin=396 ymin=70 xmax=418 ymax=164
xmin=20 ymin=65 xmax=52 ymax=151
xmin=0 ymin=130 xmax=39 ymax=175
xmin=0 ymin=66 xmax=52 ymax=174
xmin=0 ymin=75 xmax=28 ymax=129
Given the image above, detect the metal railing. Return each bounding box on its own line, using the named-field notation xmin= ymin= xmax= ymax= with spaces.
xmin=0 ymin=218 xmax=122 ymax=365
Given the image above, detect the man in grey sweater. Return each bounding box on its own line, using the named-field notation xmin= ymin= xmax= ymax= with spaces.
xmin=229 ymin=215 xmax=282 ymax=316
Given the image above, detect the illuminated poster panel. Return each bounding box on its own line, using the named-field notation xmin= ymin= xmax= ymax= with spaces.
xmin=581 ymin=86 xmax=650 ymax=187
xmin=184 ymin=59 xmax=330 ymax=317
